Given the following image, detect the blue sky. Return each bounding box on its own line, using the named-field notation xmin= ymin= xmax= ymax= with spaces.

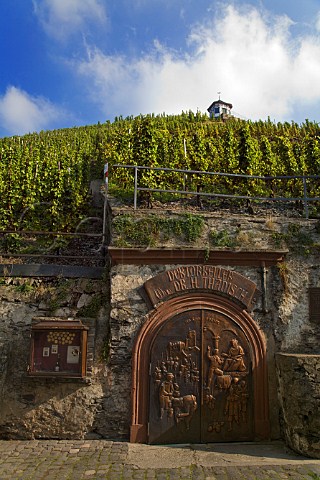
xmin=1 ymin=0 xmax=320 ymax=137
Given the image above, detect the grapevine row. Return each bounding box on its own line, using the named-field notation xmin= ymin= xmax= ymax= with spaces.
xmin=0 ymin=113 xmax=320 ymax=232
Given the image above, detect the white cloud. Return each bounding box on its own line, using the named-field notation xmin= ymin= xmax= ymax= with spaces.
xmin=0 ymin=86 xmax=66 ymax=136
xmin=75 ymin=4 xmax=320 ymax=122
xmin=315 ymin=11 xmax=320 ymax=32
xmin=33 ymin=0 xmax=107 ymax=40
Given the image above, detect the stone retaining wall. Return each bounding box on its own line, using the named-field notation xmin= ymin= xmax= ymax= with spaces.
xmin=0 ymin=275 xmax=110 ymax=439
xmin=0 ymin=207 xmax=319 ymax=457
xmin=276 ymin=353 xmax=320 ymax=459
xmin=107 ymin=209 xmax=320 ymax=453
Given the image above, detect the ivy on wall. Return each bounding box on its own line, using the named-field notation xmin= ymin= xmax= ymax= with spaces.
xmin=113 ymin=213 xmax=204 ymax=247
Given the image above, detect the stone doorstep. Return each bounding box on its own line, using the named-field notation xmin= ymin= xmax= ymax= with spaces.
xmin=123 ymin=441 xmax=320 ymax=469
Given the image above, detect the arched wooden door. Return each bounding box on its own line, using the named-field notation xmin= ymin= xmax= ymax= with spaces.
xmin=149 ymin=308 xmax=253 ymax=444
xmin=131 ymin=294 xmax=269 ymax=444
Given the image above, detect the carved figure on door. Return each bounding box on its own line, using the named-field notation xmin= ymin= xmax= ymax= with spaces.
xmin=222 ymin=338 xmax=246 ymax=372
xmin=207 ymin=346 xmax=223 ymax=388
xmin=159 ymin=372 xmax=174 ymax=419
xmin=224 ymin=377 xmax=241 ymax=431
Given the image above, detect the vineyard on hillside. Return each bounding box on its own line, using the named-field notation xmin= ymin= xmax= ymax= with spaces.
xmin=1 ymin=112 xmax=320 ymax=234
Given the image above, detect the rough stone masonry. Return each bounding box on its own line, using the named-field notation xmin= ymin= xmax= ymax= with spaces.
xmin=0 ymin=206 xmax=319 ymax=458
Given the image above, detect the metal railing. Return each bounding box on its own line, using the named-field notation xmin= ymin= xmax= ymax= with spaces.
xmin=112 ymin=164 xmax=320 ymax=218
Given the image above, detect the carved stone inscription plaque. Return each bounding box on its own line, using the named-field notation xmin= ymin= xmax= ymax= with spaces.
xmin=144 ymin=266 xmax=258 ymax=310
xmin=149 ymin=309 xmax=253 ymax=444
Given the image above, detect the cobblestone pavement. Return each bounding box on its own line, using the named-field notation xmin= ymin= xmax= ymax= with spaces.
xmin=0 ymin=440 xmax=319 ymax=480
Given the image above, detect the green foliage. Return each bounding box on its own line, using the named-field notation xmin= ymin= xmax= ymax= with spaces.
xmin=307 ymin=473 xmax=320 ymax=480
xmin=0 ymin=233 xmax=22 ymax=252
xmin=14 ymin=281 xmax=34 ymax=293
xmin=0 ymin=126 xmax=101 ymax=232
xmin=182 ymin=214 xmax=204 ymax=241
xmin=48 ymin=279 xmax=72 ymax=312
xmin=1 ymin=114 xmax=320 ymax=235
xmin=76 ymin=293 xmax=104 ymax=318
xmin=210 ymin=229 xmax=237 ymax=248
xmin=272 ymin=223 xmax=314 ymax=255
xmin=113 ymin=213 xmax=204 ymax=247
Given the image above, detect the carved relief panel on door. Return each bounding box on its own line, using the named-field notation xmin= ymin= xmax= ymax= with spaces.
xmin=149 ymin=309 xmax=253 ymax=444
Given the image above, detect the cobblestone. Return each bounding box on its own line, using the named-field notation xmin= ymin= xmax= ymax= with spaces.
xmin=0 ymin=440 xmax=319 ymax=480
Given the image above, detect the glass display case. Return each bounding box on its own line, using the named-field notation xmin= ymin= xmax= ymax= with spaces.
xmin=29 ymin=318 xmax=89 ymax=378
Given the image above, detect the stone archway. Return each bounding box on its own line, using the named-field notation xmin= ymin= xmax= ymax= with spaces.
xmin=131 ymin=292 xmax=269 ymax=444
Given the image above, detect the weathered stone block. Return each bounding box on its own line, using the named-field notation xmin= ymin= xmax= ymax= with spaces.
xmin=276 ymin=353 xmax=320 ymax=458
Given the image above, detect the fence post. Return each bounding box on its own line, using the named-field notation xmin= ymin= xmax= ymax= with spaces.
xmin=102 ymin=163 xmax=109 ymax=247
xmin=133 ymin=166 xmax=138 ymax=210
xmin=303 ymin=176 xmax=309 ymax=219
xmin=183 ymin=138 xmax=187 ymax=191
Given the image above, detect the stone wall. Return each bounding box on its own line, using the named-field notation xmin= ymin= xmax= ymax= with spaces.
xmin=0 ymin=274 xmax=111 ymax=440
xmin=110 ymin=208 xmax=320 ymax=354
xmin=277 ymin=353 xmax=320 ymax=459
xmin=0 ymin=206 xmax=319 ymax=456
xmin=109 ymin=262 xmax=281 ymax=439
xmin=107 ymin=207 xmax=320 ymax=453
